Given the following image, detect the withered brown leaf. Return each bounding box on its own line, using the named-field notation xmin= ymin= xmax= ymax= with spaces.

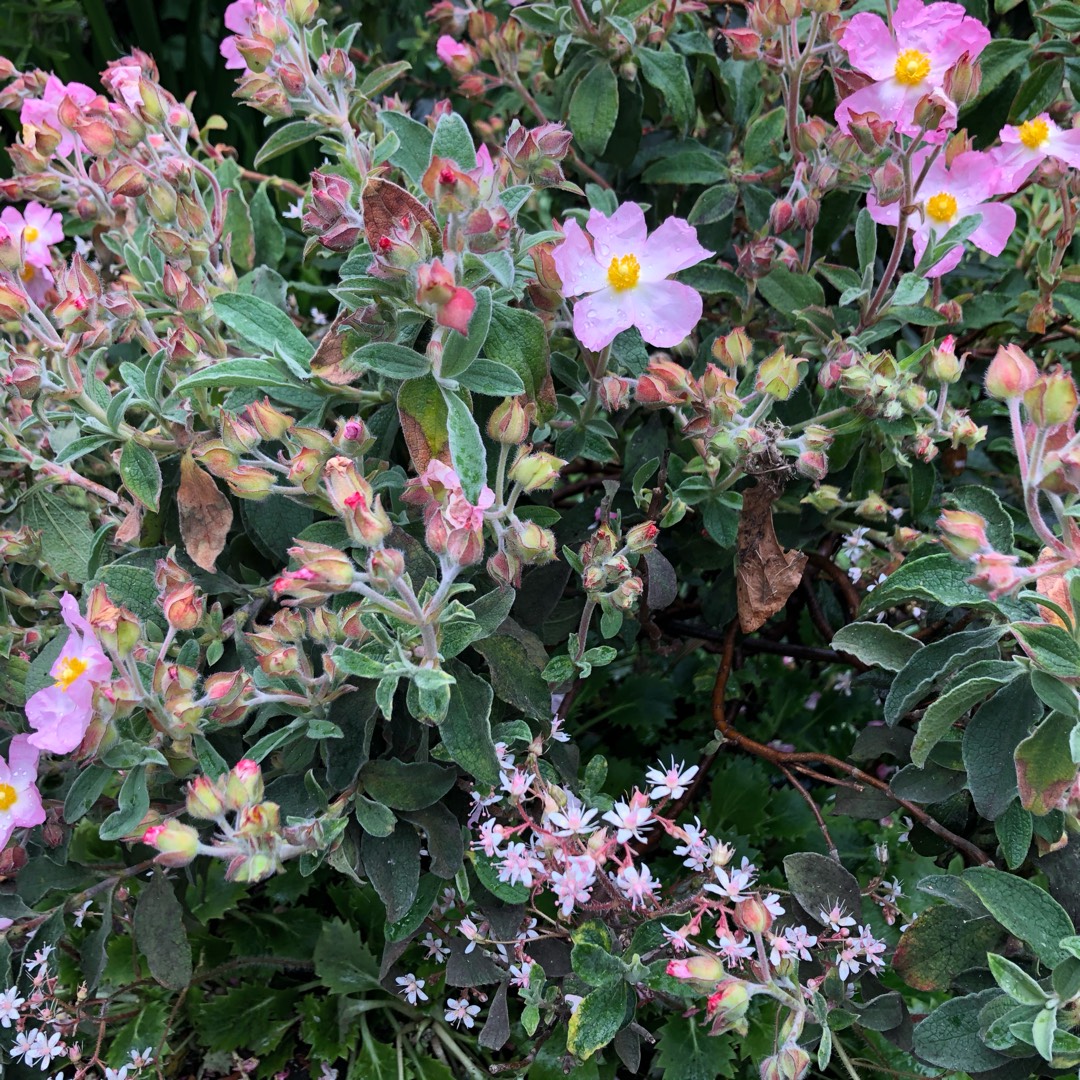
xmin=309 ymin=312 xmax=356 ymax=386
xmin=736 ymin=480 xmax=807 ymax=633
xmin=178 ymin=453 xmax=233 ymax=572
xmin=361 ymin=177 xmax=440 ymax=253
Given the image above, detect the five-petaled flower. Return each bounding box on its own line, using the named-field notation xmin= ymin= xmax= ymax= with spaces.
xmin=395 ymin=972 xmax=429 ymax=1005
xmin=867 ymin=149 xmax=1015 ymax=277
xmin=553 ymin=202 xmax=711 ymax=351
xmin=0 ymin=203 xmax=64 ymax=269
xmin=444 ymin=997 xmax=482 ymax=1028
xmin=0 ymin=735 xmax=46 ymax=852
xmin=835 ymin=0 xmax=990 ymax=138
xmin=25 ymin=593 xmax=113 ymax=754
xmin=993 ymin=113 xmax=1080 ymax=189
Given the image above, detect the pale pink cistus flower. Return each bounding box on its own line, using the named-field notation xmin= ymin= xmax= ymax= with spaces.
xmin=0 ymin=735 xmax=46 ymax=850
xmin=992 ymin=113 xmax=1080 ymax=189
xmin=19 ymin=75 xmax=98 ymax=158
xmin=867 ymin=149 xmax=1015 ymax=277
xmin=834 ymin=0 xmax=990 ymax=139
xmin=220 ymin=0 xmax=265 ymax=70
xmin=25 ymin=593 xmax=112 ymax=754
xmin=0 ymin=203 xmax=64 ymax=269
xmin=553 ymin=202 xmax=711 ymax=352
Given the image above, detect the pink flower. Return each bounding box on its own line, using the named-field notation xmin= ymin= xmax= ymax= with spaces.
xmin=0 ymin=736 xmax=46 ymax=850
xmin=835 ymin=0 xmax=989 ymax=139
xmin=615 ymin=863 xmax=659 ymax=909
xmin=0 ymin=204 xmax=64 ymax=269
xmin=25 ymin=593 xmax=112 ymax=754
xmin=867 ymin=149 xmax=1015 ymax=277
xmin=102 ymin=62 xmax=144 ymax=109
xmin=992 ymin=113 xmax=1080 ymax=190
xmin=552 ymin=203 xmax=711 ymax=351
xmin=221 ymin=0 xmax=264 ymax=70
xmin=436 ymin=35 xmax=474 ymax=73
xmin=19 ymin=75 xmax=97 ymax=158
xmin=415 ymin=258 xmax=476 ymax=335
xmin=18 ymin=264 xmax=55 ymax=306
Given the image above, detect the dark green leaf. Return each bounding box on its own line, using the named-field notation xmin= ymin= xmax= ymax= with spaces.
xmin=133 ymin=871 xmax=193 ymax=991
xmin=570 ymin=63 xmax=620 ymax=156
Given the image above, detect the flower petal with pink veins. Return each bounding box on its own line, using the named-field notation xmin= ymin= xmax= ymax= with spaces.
xmin=838 ymin=12 xmax=897 ymax=81
xmin=967 ymin=201 xmax=1016 ymax=257
xmin=835 ymin=80 xmax=918 ymax=136
xmin=628 ymin=280 xmax=703 ymax=348
xmin=641 ymin=218 xmax=713 ymax=280
xmin=552 ymin=220 xmax=607 ymax=297
xmin=572 ymin=288 xmax=636 ymax=351
xmin=587 ymin=203 xmax=649 ymax=263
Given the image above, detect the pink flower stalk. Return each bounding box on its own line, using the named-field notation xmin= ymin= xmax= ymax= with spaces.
xmin=834 ymin=0 xmax=989 ymax=139
xmin=992 ymin=114 xmax=1080 ymax=189
xmin=867 ymin=149 xmax=1015 ymax=277
xmin=221 ymin=0 xmax=265 ymax=70
xmin=552 ymin=203 xmax=711 ymax=351
xmin=0 ymin=203 xmax=63 ymax=269
xmin=0 ymin=736 xmax=46 ymax=850
xmin=25 ymin=593 xmax=112 ymax=754
xmin=19 ymin=75 xmax=97 ymax=157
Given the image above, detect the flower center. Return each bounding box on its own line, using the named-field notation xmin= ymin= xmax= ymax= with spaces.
xmin=23 ymin=226 xmax=39 ymax=243
xmin=1018 ymin=117 xmax=1050 ymax=150
xmin=607 ymin=254 xmax=641 ymax=291
xmin=53 ymin=655 xmax=89 ymax=691
xmin=0 ymin=783 xmax=16 ymax=811
xmin=926 ymin=192 xmax=958 ymax=224
xmin=19 ymin=265 xmax=34 ymax=283
xmin=894 ymin=49 xmax=931 ymax=86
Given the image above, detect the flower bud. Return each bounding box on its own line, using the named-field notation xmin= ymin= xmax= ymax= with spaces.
xmin=755 ymin=348 xmax=806 ymax=400
xmin=86 ymin=583 xmax=141 ymax=657
xmin=143 ymin=820 xmax=199 ymax=866
xmin=1024 ymin=367 xmax=1078 ymax=428
xmin=769 ymin=199 xmax=794 ymax=234
xmin=186 ymin=776 xmax=226 ymax=820
xmin=598 ymin=375 xmax=633 ymax=411
xmin=223 ymin=464 xmax=277 ymax=500
xmin=227 ymin=852 xmax=278 ymax=883
xmin=937 ymin=509 xmax=990 ymax=559
xmin=508 ymin=450 xmax=565 ymax=493
xmin=224 ymin=759 xmax=264 ymax=810
xmin=367 ymin=547 xmax=406 ymax=589
xmin=943 ymin=53 xmax=981 ymax=109
xmin=778 ymin=1047 xmax=811 ymax=1080
xmin=706 ymin=979 xmax=751 ymax=1020
xmin=985 ymin=344 xmax=1038 ymax=400
xmin=286 ymin=0 xmax=320 ymax=23
xmin=855 ymin=492 xmax=892 ymax=521
xmin=929 ymin=334 xmax=962 ymax=383
xmin=243 ymin=397 xmax=294 ymax=440
xmin=162 ymin=581 xmax=203 ymax=630
xmin=712 ymin=326 xmax=753 ymax=369
xmin=801 ymin=485 xmax=844 ymax=512
xmin=507 ymin=520 xmax=556 ymax=564
xmin=912 ymin=91 xmax=948 ymax=131
xmin=870 ymin=160 xmax=904 ymax=205
xmin=322 ymin=455 xmax=392 ymax=546
xmin=625 ymin=521 xmax=659 ymax=554
xmin=734 ymin=896 xmax=773 ymax=934
xmin=487 ymin=397 xmax=529 ymax=445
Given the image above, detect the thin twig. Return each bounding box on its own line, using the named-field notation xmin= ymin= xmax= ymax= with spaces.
xmin=780 ymin=766 xmax=839 ymax=861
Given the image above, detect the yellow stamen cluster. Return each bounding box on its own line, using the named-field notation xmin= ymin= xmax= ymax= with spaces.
xmin=1018 ymin=118 xmax=1050 ymax=150
xmin=607 ymin=253 xmax=641 ymax=291
xmin=0 ymin=783 xmax=17 ymax=811
xmin=53 ymin=656 xmax=89 ymax=692
xmin=23 ymin=226 xmax=39 ymax=243
xmin=894 ymin=49 xmax=931 ymax=86
xmin=926 ymin=192 xmax=958 ymax=224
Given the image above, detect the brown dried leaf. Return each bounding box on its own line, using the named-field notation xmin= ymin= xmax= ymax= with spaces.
xmin=177 ymin=453 xmax=233 ymax=572
xmin=361 ymin=178 xmax=439 ymax=252
xmin=115 ymin=504 xmax=143 ymax=545
xmin=736 ymin=481 xmax=807 ymax=633
xmin=1035 ymin=546 xmax=1073 ymax=629
xmin=310 ymin=313 xmax=357 ymax=386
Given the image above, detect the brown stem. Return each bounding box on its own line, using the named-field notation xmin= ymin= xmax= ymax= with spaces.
xmin=780 ymin=765 xmax=839 ymax=861
xmin=711 ymin=623 xmax=994 ymax=867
